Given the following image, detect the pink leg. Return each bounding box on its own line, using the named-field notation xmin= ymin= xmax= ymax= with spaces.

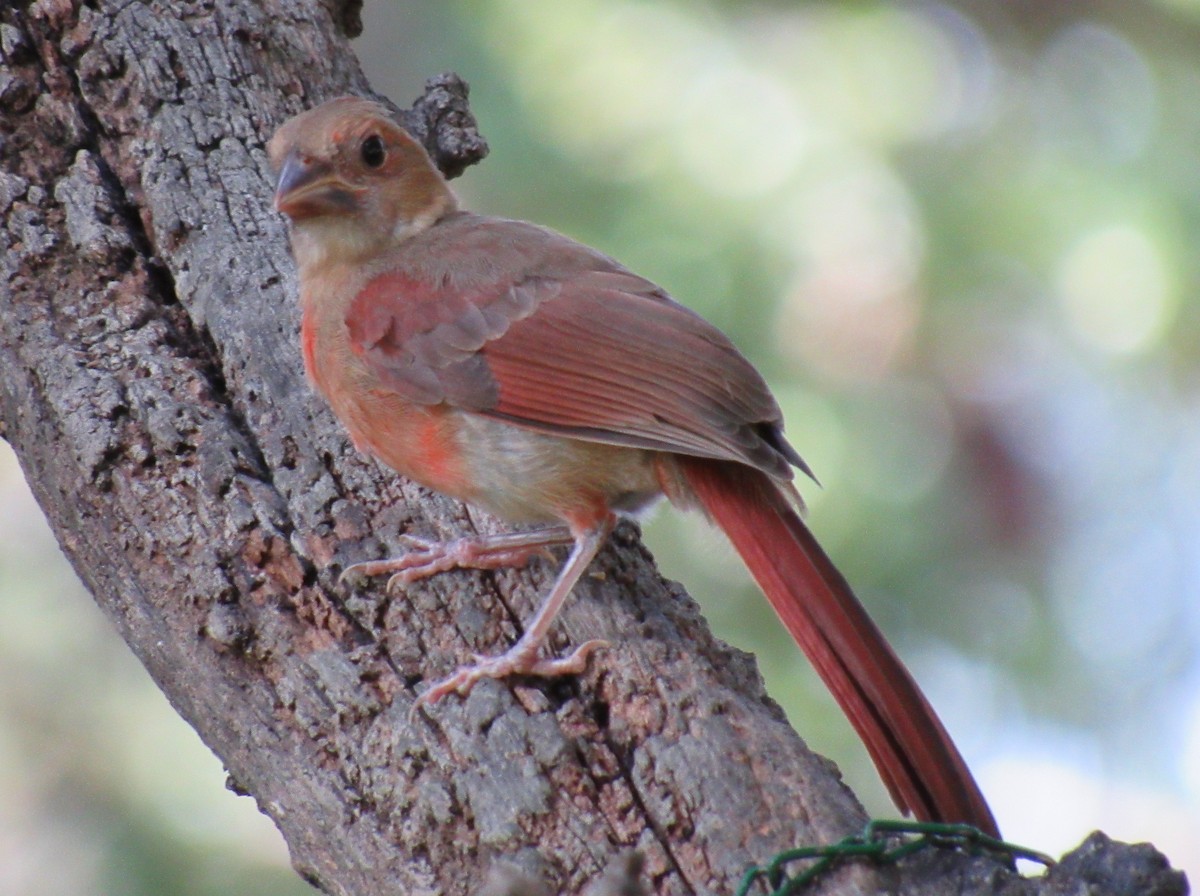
xmin=413 ymin=515 xmax=615 ymax=711
xmin=340 ymin=525 xmax=575 ymax=592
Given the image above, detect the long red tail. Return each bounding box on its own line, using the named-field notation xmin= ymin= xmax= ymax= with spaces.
xmin=678 ymin=457 xmax=998 ymax=837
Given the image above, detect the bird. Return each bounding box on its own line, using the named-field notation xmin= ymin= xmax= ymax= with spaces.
xmin=267 ymin=95 xmax=999 ymax=837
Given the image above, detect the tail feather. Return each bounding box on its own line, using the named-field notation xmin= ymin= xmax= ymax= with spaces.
xmin=678 ymin=457 xmax=998 ymax=837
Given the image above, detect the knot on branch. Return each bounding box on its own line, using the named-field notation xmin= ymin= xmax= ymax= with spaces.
xmin=398 ymin=72 xmax=490 ymax=180
xmin=1044 ymin=831 xmax=1188 ymax=896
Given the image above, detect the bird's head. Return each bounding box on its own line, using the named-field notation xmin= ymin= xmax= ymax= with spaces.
xmin=268 ymin=96 xmax=457 ymax=265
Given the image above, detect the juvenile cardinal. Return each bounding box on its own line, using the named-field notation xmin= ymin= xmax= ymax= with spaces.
xmin=268 ymin=96 xmax=998 ymax=836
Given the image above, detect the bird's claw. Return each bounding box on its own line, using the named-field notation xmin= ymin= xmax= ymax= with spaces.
xmin=410 ymin=639 xmax=610 ymax=718
xmin=340 ymin=533 xmax=552 ymax=592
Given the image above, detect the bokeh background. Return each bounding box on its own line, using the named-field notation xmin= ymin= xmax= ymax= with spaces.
xmin=3 ymin=1 xmax=1199 ymax=892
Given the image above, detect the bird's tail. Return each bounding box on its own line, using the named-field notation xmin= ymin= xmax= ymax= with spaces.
xmin=677 ymin=456 xmax=998 ymax=837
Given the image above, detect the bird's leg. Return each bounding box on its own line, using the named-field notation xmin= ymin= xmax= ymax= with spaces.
xmin=414 ymin=515 xmax=615 ymax=709
xmin=341 ymin=525 xmax=575 ymax=591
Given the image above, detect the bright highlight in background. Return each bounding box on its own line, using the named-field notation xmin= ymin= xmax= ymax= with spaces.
xmin=1057 ymin=225 xmax=1174 ymax=355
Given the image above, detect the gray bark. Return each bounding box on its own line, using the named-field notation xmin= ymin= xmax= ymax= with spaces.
xmin=0 ymin=2 xmax=1187 ymax=895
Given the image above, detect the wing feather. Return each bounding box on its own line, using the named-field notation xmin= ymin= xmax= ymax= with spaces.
xmin=345 ymin=218 xmax=800 ymax=479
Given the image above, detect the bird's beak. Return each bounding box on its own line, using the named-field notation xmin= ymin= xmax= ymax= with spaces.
xmin=274 ymin=152 xmax=360 ymax=220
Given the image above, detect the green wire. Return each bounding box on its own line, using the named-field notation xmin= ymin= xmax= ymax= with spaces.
xmin=734 ymin=820 xmax=1055 ymax=896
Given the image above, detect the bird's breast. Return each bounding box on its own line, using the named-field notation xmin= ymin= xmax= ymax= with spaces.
xmin=300 ymin=295 xmax=474 ymax=500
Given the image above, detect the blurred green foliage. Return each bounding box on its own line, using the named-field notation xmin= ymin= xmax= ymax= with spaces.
xmin=2 ymin=1 xmax=1199 ymax=892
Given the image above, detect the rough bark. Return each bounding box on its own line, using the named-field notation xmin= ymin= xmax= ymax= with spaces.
xmin=0 ymin=2 xmax=1187 ymax=895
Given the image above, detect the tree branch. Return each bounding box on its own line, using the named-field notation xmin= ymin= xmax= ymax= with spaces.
xmin=0 ymin=2 xmax=1186 ymax=895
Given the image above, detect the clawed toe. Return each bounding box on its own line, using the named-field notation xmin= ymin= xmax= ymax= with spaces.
xmin=339 ymin=559 xmax=390 ymax=586
xmin=527 ymin=639 xmax=609 ymax=677
xmin=410 ymin=639 xmax=611 ymax=717
xmin=338 ymin=544 xmax=459 ymax=590
xmin=337 ymin=531 xmax=562 ymax=593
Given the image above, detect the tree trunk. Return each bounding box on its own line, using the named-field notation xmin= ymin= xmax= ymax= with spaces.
xmin=0 ymin=2 xmax=1187 ymax=895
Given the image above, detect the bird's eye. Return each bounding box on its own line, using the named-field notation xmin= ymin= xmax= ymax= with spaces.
xmin=360 ymin=134 xmax=386 ymax=168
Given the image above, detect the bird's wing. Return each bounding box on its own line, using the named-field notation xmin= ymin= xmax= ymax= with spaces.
xmin=345 ymin=229 xmax=802 ymax=480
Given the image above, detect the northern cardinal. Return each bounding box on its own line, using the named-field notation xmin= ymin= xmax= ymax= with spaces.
xmin=268 ymin=96 xmax=998 ymax=836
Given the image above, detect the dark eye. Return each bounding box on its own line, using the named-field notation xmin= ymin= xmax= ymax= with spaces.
xmin=360 ymin=134 xmax=386 ymax=168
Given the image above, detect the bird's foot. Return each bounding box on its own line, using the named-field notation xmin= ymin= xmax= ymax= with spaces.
xmin=412 ymin=638 xmax=609 ymax=714
xmin=340 ymin=532 xmax=561 ymax=591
